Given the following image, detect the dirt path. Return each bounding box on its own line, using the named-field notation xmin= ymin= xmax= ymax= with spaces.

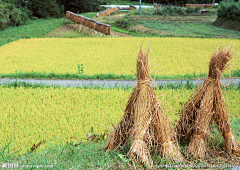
xmin=1 ymin=78 xmax=238 ymax=88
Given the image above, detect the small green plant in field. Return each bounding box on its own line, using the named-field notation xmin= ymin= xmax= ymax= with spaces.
xmin=77 ymin=64 xmax=84 ymax=74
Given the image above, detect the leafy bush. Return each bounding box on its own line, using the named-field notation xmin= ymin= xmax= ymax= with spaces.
xmin=28 ymin=0 xmax=63 ymax=18
xmin=157 ymin=8 xmax=169 ymax=16
xmin=156 ymin=6 xmax=191 ymax=16
xmin=2 ymin=0 xmax=64 ymax=19
xmin=57 ymin=0 xmax=100 ymax=14
xmin=194 ymin=7 xmax=201 ymax=13
xmin=0 ymin=2 xmax=29 ymax=30
xmin=211 ymin=5 xmax=218 ymax=9
xmin=176 ymin=6 xmax=187 ymax=15
xmin=185 ymin=6 xmax=195 ymax=14
xmin=113 ymin=17 xmax=136 ymax=29
xmin=166 ymin=6 xmax=177 ymax=15
xmin=101 ymin=0 xmax=152 ymax=5
xmin=218 ymin=0 xmax=240 ymax=21
xmin=2 ymin=0 xmax=33 ymax=17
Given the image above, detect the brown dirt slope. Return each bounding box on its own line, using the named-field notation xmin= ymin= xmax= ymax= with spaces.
xmin=212 ymin=18 xmax=240 ymax=32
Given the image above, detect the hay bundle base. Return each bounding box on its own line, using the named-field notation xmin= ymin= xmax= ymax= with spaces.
xmin=105 ymin=45 xmax=185 ymax=168
xmin=172 ymin=46 xmax=240 ymax=159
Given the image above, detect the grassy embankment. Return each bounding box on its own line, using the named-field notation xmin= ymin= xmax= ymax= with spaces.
xmin=212 ymin=18 xmax=240 ymax=32
xmin=0 ymin=82 xmax=239 ymax=169
xmin=0 ymin=12 xmax=98 ymax=47
xmin=108 ymin=8 xmax=240 ymax=39
xmin=2 ymin=9 xmax=240 ymax=47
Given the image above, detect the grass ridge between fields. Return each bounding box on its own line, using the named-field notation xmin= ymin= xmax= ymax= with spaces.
xmin=0 ymin=69 xmax=239 ymax=80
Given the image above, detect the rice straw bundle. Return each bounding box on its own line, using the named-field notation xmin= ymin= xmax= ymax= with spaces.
xmin=76 ymin=16 xmax=82 ymax=24
xmin=105 ymin=45 xmax=184 ymax=168
xmin=172 ymin=46 xmax=240 ymax=159
xmin=65 ymin=11 xmax=70 ymax=19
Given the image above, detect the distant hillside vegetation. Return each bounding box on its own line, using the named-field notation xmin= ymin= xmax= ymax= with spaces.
xmin=212 ymin=1 xmax=240 ymax=32
xmin=212 ymin=18 xmax=240 ymax=32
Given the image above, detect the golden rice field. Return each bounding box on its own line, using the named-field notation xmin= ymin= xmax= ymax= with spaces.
xmin=0 ymin=37 xmax=239 ymax=77
xmin=0 ymin=87 xmax=239 ymax=156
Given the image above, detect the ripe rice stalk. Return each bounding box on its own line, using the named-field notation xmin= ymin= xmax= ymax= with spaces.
xmin=172 ymin=46 xmax=240 ymax=159
xmin=105 ymin=45 xmax=185 ymax=168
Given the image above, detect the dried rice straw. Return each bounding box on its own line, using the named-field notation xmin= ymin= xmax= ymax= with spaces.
xmin=105 ymin=45 xmax=185 ymax=168
xmin=172 ymin=46 xmax=240 ymax=159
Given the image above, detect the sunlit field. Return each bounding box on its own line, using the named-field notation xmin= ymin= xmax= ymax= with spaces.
xmin=0 ymin=37 xmax=239 ymax=78
xmin=0 ymin=86 xmax=239 ymax=156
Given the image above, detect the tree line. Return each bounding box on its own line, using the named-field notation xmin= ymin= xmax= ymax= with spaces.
xmin=0 ymin=0 xmax=239 ymax=30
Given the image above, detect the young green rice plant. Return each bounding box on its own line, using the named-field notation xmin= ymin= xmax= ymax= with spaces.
xmin=77 ymin=64 xmax=84 ymax=74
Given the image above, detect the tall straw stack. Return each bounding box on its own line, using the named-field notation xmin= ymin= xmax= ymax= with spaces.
xmin=172 ymin=46 xmax=240 ymax=159
xmin=105 ymin=45 xmax=185 ymax=168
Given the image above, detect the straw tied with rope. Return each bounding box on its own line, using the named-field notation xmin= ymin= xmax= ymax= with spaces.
xmin=105 ymin=45 xmax=185 ymax=168
xmin=65 ymin=11 xmax=111 ymax=35
xmin=104 ymin=45 xmax=240 ymax=168
xmin=96 ymin=7 xmax=119 ymax=17
xmin=172 ymin=46 xmax=240 ymax=159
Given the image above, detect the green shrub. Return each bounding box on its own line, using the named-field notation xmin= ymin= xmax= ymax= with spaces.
xmin=211 ymin=5 xmax=218 ymax=9
xmin=185 ymin=6 xmax=195 ymax=14
xmin=218 ymin=0 xmax=240 ymax=21
xmin=166 ymin=6 xmax=177 ymax=15
xmin=1 ymin=0 xmax=33 ymax=17
xmin=2 ymin=0 xmax=64 ymax=19
xmin=157 ymin=8 xmax=169 ymax=16
xmin=29 ymin=0 xmax=63 ymax=18
xmin=194 ymin=7 xmax=201 ymax=13
xmin=101 ymin=0 xmax=151 ymax=5
xmin=156 ymin=6 xmax=192 ymax=16
xmin=176 ymin=6 xmax=187 ymax=15
xmin=0 ymin=1 xmax=29 ymax=30
xmin=113 ymin=17 xmax=136 ymax=29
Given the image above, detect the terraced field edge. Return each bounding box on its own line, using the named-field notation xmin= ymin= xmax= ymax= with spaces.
xmin=0 ymin=69 xmax=239 ymax=80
